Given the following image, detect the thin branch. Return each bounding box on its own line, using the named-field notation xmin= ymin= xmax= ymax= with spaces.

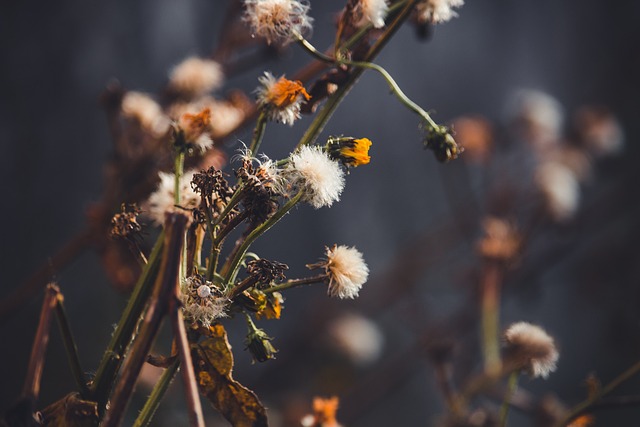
xmin=171 ymin=303 xmax=205 ymax=427
xmin=22 ymin=284 xmax=59 ymax=401
xmin=54 ymin=292 xmax=90 ymax=398
xmin=102 ymin=213 xmax=188 ymax=427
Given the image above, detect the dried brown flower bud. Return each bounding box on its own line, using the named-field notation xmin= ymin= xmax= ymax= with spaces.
xmin=110 ymin=203 xmax=143 ymax=242
xmin=246 ymin=259 xmax=288 ymax=287
xmin=423 ymin=124 xmax=460 ymax=162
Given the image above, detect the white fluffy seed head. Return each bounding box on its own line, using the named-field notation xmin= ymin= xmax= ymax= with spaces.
xmin=243 ymin=0 xmax=313 ymax=45
xmin=281 ymin=146 xmax=345 ymax=208
xmin=535 ymin=161 xmax=580 ymax=222
xmin=121 ymin=91 xmax=170 ymax=136
xmin=503 ymin=322 xmax=559 ymax=379
xmin=169 ymin=57 xmax=224 ymax=97
xmin=416 ymin=0 xmax=465 ymax=24
xmin=327 ymin=312 xmax=384 ymax=365
xmin=355 ymin=0 xmax=389 ymax=28
xmin=180 ymin=277 xmax=228 ymax=328
xmin=324 ymin=245 xmax=369 ymax=299
xmin=145 ymin=171 xmax=201 ymax=226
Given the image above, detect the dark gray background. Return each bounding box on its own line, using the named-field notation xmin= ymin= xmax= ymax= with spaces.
xmin=1 ymin=1 xmax=640 ymax=425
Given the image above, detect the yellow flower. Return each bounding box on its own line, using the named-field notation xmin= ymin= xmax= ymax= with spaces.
xmin=326 ymin=136 xmax=372 ymax=168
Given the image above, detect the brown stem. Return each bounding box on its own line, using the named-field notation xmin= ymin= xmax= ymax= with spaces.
xmin=102 ymin=213 xmax=188 ymax=427
xmin=22 ymin=284 xmax=59 ymax=401
xmin=171 ymin=302 xmax=205 ymax=427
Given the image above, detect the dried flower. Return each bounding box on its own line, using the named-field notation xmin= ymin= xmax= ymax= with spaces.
xmin=423 ymin=124 xmax=460 ymax=162
xmin=477 ymin=217 xmax=520 ymax=261
xmin=169 ymin=57 xmax=224 ymax=97
xmin=416 ymin=0 xmax=464 ymax=24
xmin=256 ymin=72 xmax=311 ymax=125
xmin=120 ymin=91 xmax=170 ymax=136
xmin=309 ymin=245 xmax=369 ymax=299
xmin=354 ymin=0 xmax=389 ymax=29
xmin=327 ymin=313 xmax=383 ymax=365
xmin=506 ymin=89 xmax=564 ymax=146
xmin=246 ymin=259 xmax=289 ymax=287
xmin=573 ymin=106 xmax=624 ymax=156
xmin=243 ymin=0 xmax=313 ymax=45
xmin=451 ymin=116 xmax=493 ymax=163
xmin=535 ymin=161 xmax=580 ymax=222
xmin=503 ymin=322 xmax=559 ymax=379
xmin=280 ymin=146 xmax=345 ymax=208
xmin=109 ymin=203 xmax=143 ymax=242
xmin=145 ymin=171 xmax=201 ymax=225
xmin=301 ymin=396 xmax=342 ymax=427
xmin=326 ymin=136 xmax=372 ymax=168
xmin=176 ymin=108 xmax=214 ymax=153
xmin=180 ymin=275 xmax=228 ymax=328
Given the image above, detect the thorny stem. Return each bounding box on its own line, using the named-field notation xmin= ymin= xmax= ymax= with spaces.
xmin=171 ymin=302 xmax=205 ymax=427
xmin=499 ymin=371 xmax=519 ymax=427
xmin=102 ymin=214 xmax=187 ymax=427
xmin=132 ymin=358 xmax=180 ymax=427
xmin=248 ymin=111 xmax=267 ymax=156
xmin=553 ymin=359 xmax=640 ymax=427
xmin=481 ymin=261 xmax=502 ymax=376
xmin=223 ymin=192 xmax=303 ymax=286
xmin=91 ymin=231 xmax=164 ymax=414
xmin=262 ymin=274 xmax=328 ymax=294
xmin=295 ymin=0 xmax=418 ymax=149
xmin=54 ymin=294 xmax=90 ymax=398
xmin=22 ymin=284 xmax=58 ymax=401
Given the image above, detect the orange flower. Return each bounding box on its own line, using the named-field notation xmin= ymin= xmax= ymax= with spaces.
xmin=256 ymin=72 xmax=311 ymax=125
xmin=568 ymin=415 xmax=594 ymax=427
xmin=312 ymin=396 xmax=340 ymax=427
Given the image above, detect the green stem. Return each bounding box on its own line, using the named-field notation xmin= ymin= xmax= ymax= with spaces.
xmin=223 ymin=192 xmax=303 ymax=287
xmin=295 ymin=33 xmax=440 ymax=131
xmin=499 ymin=371 xmax=519 ymax=427
xmin=54 ymin=296 xmax=89 ymax=398
xmin=481 ymin=261 xmax=502 ymax=376
xmin=262 ymin=274 xmax=327 ymax=294
xmin=295 ymin=0 xmax=418 ymax=149
xmin=553 ymin=359 xmax=640 ymax=427
xmin=340 ymin=0 xmax=410 ymax=52
xmin=174 ymin=151 xmax=185 ymax=205
xmin=132 ymin=359 xmax=180 ymax=427
xmin=248 ymin=111 xmax=268 ymax=156
xmin=90 ymin=232 xmax=164 ymax=412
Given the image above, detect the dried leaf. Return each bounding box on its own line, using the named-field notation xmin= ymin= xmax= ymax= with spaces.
xmin=39 ymin=393 xmax=98 ymax=427
xmin=192 ymin=324 xmax=268 ymax=427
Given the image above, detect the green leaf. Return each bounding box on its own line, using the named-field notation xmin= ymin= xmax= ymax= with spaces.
xmin=191 ymin=324 xmax=268 ymax=427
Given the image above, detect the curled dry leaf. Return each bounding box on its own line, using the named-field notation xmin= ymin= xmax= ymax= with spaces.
xmin=39 ymin=393 xmax=98 ymax=427
xmin=191 ymin=324 xmax=269 ymax=427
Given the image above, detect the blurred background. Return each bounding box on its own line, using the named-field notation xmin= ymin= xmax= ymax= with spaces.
xmin=1 ymin=0 xmax=640 ymax=425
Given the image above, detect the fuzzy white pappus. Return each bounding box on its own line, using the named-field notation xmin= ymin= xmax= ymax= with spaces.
xmin=243 ymin=0 xmax=313 ymax=45
xmin=281 ymin=146 xmax=345 ymax=208
xmin=145 ymin=171 xmax=201 ymax=225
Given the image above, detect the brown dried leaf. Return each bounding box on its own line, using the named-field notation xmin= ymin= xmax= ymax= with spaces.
xmin=192 ymin=324 xmax=268 ymax=427
xmin=39 ymin=393 xmax=98 ymax=427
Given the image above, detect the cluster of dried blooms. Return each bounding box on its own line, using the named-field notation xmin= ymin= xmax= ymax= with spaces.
xmin=4 ymin=0 xmax=631 ymax=426
xmin=1 ymin=1 xmax=470 ymax=427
